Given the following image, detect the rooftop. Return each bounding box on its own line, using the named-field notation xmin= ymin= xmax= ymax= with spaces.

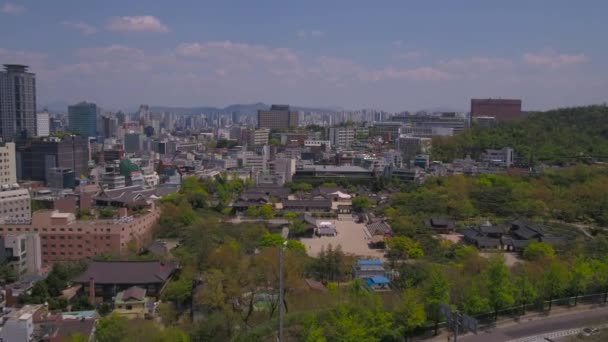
xmin=73 ymin=260 xmax=176 ymax=285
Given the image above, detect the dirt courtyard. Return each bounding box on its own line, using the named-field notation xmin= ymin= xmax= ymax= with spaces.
xmin=300 ymin=218 xmax=386 ymax=260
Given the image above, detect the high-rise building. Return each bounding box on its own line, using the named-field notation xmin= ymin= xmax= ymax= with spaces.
xmin=36 ymin=111 xmax=50 ymax=137
xmin=68 ymin=102 xmax=98 ymax=137
xmin=0 ymin=142 xmax=17 ymax=185
xmin=257 ymin=104 xmax=299 ymax=129
xmin=0 ymin=65 xmax=37 ymax=140
xmin=18 ymin=136 xmax=89 ymax=182
xmin=124 ymin=133 xmax=144 ymax=154
xmin=471 ymin=98 xmax=522 ymax=122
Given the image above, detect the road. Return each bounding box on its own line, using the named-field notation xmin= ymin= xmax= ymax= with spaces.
xmin=458 ymin=306 xmax=608 ymax=342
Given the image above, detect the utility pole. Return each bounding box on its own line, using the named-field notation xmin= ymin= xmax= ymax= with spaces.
xmin=278 ymin=240 xmax=288 ymax=342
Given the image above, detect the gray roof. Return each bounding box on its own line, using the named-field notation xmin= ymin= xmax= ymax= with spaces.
xmin=283 ymin=199 xmax=332 ymax=208
xmin=366 ymin=221 xmax=392 ymax=236
xmin=73 ymin=260 xmax=176 ymax=285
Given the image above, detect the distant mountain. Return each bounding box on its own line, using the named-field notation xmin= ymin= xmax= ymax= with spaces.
xmin=150 ymin=103 xmax=341 ymax=116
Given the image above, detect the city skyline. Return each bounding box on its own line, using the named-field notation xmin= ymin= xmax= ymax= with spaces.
xmin=1 ymin=1 xmax=607 ymax=112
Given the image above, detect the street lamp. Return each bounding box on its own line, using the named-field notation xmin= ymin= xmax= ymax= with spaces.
xmin=278 ymin=240 xmax=288 ymax=342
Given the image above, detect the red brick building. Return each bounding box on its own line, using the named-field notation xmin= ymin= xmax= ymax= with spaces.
xmin=471 ymin=98 xmax=522 ymax=122
xmin=0 ymin=205 xmax=160 ymax=265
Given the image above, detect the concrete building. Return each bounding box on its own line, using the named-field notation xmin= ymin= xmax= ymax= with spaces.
xmin=18 ymin=136 xmax=89 ymax=183
xmin=257 ymin=104 xmax=299 ymax=129
xmin=0 ymin=305 xmax=43 ymax=342
xmin=68 ymin=102 xmax=98 ymax=137
xmin=471 ymin=98 xmax=522 ymax=122
xmin=0 ymin=184 xmax=31 ymax=221
xmin=3 ymin=233 xmax=42 ymax=278
xmin=328 ymin=126 xmax=356 ymax=148
xmin=248 ymin=128 xmax=270 ymax=147
xmin=0 ymin=142 xmax=17 ymax=185
xmin=0 ymin=207 xmax=161 ymax=265
xmin=124 ymin=133 xmax=143 ymax=154
xmin=36 ymin=111 xmax=50 ymax=137
xmin=268 ymin=157 xmax=296 ymax=184
xmin=47 ymin=167 xmax=75 ymax=189
xmin=390 ymin=113 xmax=468 ymax=134
xmin=0 ymin=65 xmax=37 ymax=141
xmin=396 ymin=135 xmax=432 ymax=162
xmin=370 ymin=122 xmax=404 ymax=141
xmin=481 ymin=147 xmax=515 ymax=168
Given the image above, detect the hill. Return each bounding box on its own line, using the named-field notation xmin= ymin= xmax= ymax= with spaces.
xmin=431 ymin=105 xmax=608 ymax=165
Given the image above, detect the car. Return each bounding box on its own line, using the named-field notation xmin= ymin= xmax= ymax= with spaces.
xmin=581 ymin=327 xmax=600 ymax=337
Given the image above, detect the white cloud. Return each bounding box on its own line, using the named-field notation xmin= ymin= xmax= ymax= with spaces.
xmin=1 ymin=2 xmax=25 ymax=14
xmin=440 ymin=56 xmax=513 ymax=73
xmin=106 ymin=16 xmax=169 ymax=33
xmin=62 ymin=21 xmax=97 ymax=35
xmin=523 ymin=51 xmax=588 ymax=69
xmin=297 ymin=29 xmax=324 ymax=39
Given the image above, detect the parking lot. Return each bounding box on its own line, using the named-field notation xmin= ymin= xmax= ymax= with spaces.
xmin=300 ymin=217 xmax=386 ymax=260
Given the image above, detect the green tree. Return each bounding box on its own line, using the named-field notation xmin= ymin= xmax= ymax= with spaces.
xmin=424 ymin=265 xmax=450 ymax=335
xmin=543 ymin=259 xmax=570 ymax=310
xmin=522 ymin=242 xmax=555 ymax=261
xmin=484 ymin=256 xmax=514 ymax=320
xmin=258 ymin=204 xmax=275 ymax=219
xmin=395 ymin=288 xmax=427 ymax=341
xmin=351 ymin=196 xmax=373 ymax=212
xmin=570 ymin=258 xmax=592 ymax=306
xmin=96 ymin=314 xmax=129 ymax=342
xmin=386 ymin=236 xmax=424 ymax=260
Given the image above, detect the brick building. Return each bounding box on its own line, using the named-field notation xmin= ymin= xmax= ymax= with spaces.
xmin=0 ymin=205 xmax=160 ymax=265
xmin=471 ymin=98 xmax=522 ymax=122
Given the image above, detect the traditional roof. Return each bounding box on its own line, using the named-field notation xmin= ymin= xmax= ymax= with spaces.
xmin=317 ymin=227 xmax=337 ymax=236
xmin=73 ymin=260 xmax=176 ymax=285
xmin=478 ymin=224 xmax=506 ymax=235
xmin=93 ymin=185 xmax=173 ymax=206
xmin=120 ymin=286 xmax=147 ymax=301
xmin=512 ymin=226 xmax=542 ymax=240
xmin=242 ymin=185 xmax=290 ymax=199
xmin=282 ymin=199 xmax=332 ymax=209
xmin=429 ymin=218 xmax=453 ymax=228
xmin=366 ymin=221 xmax=392 ymax=236
xmin=475 ymin=237 xmax=501 ymax=248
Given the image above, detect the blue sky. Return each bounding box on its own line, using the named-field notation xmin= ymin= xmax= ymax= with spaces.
xmin=1 ymin=0 xmax=606 ymax=112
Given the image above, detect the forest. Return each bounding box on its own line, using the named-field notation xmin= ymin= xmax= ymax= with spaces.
xmin=430 ymin=105 xmax=608 ymax=165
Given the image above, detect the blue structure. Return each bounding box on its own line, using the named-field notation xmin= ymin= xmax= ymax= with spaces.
xmin=366 ymin=276 xmax=390 ymax=290
xmin=353 ymin=259 xmax=387 ymax=279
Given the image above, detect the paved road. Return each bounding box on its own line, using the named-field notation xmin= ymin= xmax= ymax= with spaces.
xmin=458 ymin=307 xmax=608 ymax=342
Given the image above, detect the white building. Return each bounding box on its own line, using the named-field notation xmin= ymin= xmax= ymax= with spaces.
xmin=0 ymin=184 xmax=31 ymax=220
xmin=481 ymin=147 xmax=515 ymax=168
xmin=36 ymin=111 xmax=50 ymax=137
xmin=0 ymin=305 xmax=41 ymax=342
xmin=0 ymin=142 xmax=17 ymax=185
xmin=3 ymin=233 xmax=42 ymax=278
xmin=328 ymin=126 xmax=355 ymax=148
xmin=249 ymin=128 xmax=270 ymax=147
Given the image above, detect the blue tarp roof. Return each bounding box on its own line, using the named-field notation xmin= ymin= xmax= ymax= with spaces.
xmin=357 ymin=259 xmax=383 ymax=266
xmin=366 ymin=276 xmax=390 ymax=286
